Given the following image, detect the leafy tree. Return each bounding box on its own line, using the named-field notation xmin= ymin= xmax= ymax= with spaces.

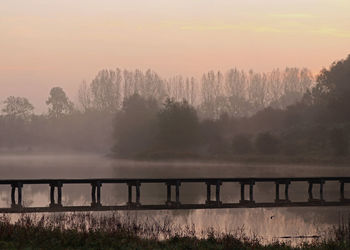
xmin=46 ymin=87 xmax=74 ymax=119
xmin=113 ymin=94 xmax=159 ymax=156
xmin=255 ymin=132 xmax=280 ymax=154
xmin=2 ymin=96 xmax=34 ymax=120
xmin=312 ymin=54 xmax=350 ymax=121
xmin=158 ymin=98 xmax=199 ymax=150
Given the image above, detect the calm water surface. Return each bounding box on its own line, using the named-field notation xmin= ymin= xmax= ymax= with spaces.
xmin=0 ymin=153 xmax=349 ymax=242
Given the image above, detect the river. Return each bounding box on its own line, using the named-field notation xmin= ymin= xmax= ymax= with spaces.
xmin=0 ymin=153 xmax=349 ymax=243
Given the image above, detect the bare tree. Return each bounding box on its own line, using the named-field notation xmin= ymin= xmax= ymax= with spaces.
xmin=78 ymin=81 xmax=92 ymax=112
xmin=247 ymin=70 xmax=267 ymax=112
xmin=200 ymin=71 xmax=225 ymax=119
xmin=90 ymin=69 xmax=122 ymax=112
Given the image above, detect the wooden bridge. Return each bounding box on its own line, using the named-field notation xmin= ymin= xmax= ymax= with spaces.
xmin=1 ymin=177 xmax=350 ymax=213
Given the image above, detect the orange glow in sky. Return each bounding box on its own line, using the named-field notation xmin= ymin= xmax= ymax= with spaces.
xmin=0 ymin=0 xmax=349 ymax=112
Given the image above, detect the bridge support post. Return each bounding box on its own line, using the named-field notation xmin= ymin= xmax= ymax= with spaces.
xmin=249 ymin=183 xmax=253 ymax=201
xmin=165 ymin=181 xmax=181 ymax=207
xmin=239 ymin=180 xmax=255 ymax=205
xmin=58 ymin=184 xmax=62 ymax=205
xmin=308 ymin=180 xmax=325 ymax=203
xmin=240 ymin=183 xmax=244 ymax=202
xmin=285 ymin=183 xmax=289 ymax=201
xmin=339 ymin=181 xmax=350 ymax=202
xmin=175 ymin=181 xmax=180 ymax=204
xmin=49 ymin=182 xmax=63 ymax=208
xmin=128 ymin=185 xmax=132 ymax=204
xmin=205 ymin=180 xmax=222 ymax=206
xmin=11 ymin=182 xmax=23 ymax=208
xmin=127 ymin=181 xmax=141 ymax=207
xmin=206 ymin=183 xmax=211 ymax=203
xmin=136 ymin=183 xmax=140 ymax=204
xmin=167 ymin=184 xmax=171 ymax=203
xmin=340 ymin=181 xmax=344 ymax=201
xmin=275 ymin=181 xmax=291 ymax=203
xmin=91 ymin=181 xmax=102 ymax=207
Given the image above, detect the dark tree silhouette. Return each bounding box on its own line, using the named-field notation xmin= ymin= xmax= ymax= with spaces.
xmin=157 ymin=98 xmax=199 ymax=150
xmin=113 ymin=94 xmax=159 ymax=156
xmin=46 ymin=87 xmax=74 ymax=119
xmin=312 ymin=54 xmax=350 ymax=121
xmin=2 ymin=96 xmax=34 ymax=121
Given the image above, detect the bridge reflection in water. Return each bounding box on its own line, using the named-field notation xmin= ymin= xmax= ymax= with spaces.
xmin=1 ymin=177 xmax=350 ymax=213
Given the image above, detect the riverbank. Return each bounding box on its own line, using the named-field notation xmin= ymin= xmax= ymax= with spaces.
xmin=1 ymin=150 xmax=349 ymax=167
xmin=109 ymin=151 xmax=350 ymax=166
xmin=0 ymin=213 xmax=348 ymax=250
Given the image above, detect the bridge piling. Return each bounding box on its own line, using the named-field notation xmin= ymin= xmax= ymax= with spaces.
xmin=1 ymin=177 xmax=350 ymax=213
xmin=206 ymin=182 xmax=211 ymax=204
xmin=340 ymin=181 xmax=344 ymax=200
xmin=175 ymin=181 xmax=180 ymax=205
xmin=165 ymin=181 xmax=181 ymax=207
xmin=11 ymin=182 xmax=22 ymax=208
xmin=285 ymin=182 xmax=290 ymax=201
xmin=127 ymin=181 xmax=141 ymax=207
xmin=216 ymin=180 xmax=221 ymax=205
xmin=206 ymin=180 xmax=222 ymax=206
xmin=308 ymin=180 xmax=325 ymax=203
xmin=240 ymin=180 xmax=255 ymax=205
xmin=49 ymin=182 xmax=63 ymax=208
xmin=340 ymin=180 xmax=350 ymax=202
xmin=275 ymin=180 xmax=291 ymax=203
xmin=166 ymin=183 xmax=171 ymax=205
xmin=91 ymin=181 xmax=102 ymax=207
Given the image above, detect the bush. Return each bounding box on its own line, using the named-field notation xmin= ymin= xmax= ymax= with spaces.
xmin=232 ymin=134 xmax=253 ymax=154
xmin=255 ymin=132 xmax=280 ymax=154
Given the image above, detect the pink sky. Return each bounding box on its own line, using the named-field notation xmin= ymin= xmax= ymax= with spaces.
xmin=0 ymin=0 xmax=349 ymax=112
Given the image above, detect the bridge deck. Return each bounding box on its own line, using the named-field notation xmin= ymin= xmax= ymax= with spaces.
xmin=0 ymin=177 xmax=349 ymax=213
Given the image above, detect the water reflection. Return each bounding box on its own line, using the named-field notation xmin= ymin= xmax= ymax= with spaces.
xmin=0 ymin=153 xmax=349 ymax=241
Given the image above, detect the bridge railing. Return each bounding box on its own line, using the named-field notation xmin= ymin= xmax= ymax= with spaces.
xmin=0 ymin=177 xmax=350 ymax=213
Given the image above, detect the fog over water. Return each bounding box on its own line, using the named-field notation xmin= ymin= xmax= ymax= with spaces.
xmin=2 ymin=0 xmax=350 ymax=247
xmin=0 ymin=153 xmax=348 ymax=242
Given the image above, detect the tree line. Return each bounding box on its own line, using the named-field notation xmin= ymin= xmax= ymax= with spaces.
xmin=7 ymin=58 xmax=350 ymax=159
xmin=112 ymin=55 xmax=350 ymax=159
xmin=77 ymin=67 xmax=313 ymax=118
xmin=1 ymin=67 xmax=313 ymax=120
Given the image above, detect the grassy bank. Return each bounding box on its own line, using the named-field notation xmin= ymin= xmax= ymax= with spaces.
xmin=205 ymin=154 xmax=350 ymax=165
xmin=109 ymin=151 xmax=350 ymax=166
xmin=0 ymin=213 xmax=348 ymax=249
